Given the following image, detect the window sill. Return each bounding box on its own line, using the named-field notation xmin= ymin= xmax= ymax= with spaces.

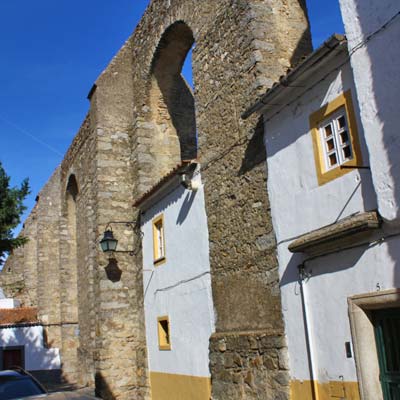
xmin=154 ymin=256 xmax=166 ymax=266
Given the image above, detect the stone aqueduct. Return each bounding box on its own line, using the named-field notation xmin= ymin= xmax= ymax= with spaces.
xmin=2 ymin=1 xmax=311 ymax=398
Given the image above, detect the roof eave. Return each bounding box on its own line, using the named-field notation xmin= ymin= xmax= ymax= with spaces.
xmin=134 ymin=160 xmax=198 ymax=212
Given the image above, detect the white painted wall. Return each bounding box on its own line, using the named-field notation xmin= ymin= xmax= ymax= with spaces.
xmin=261 ymin=55 xmax=400 ymax=385
xmin=0 ymin=299 xmax=20 ymax=309
xmin=0 ymin=325 xmax=61 ymax=371
xmin=264 ymin=60 xmax=376 ymax=245
xmin=339 ymin=0 xmax=400 ymax=224
xmin=141 ymin=173 xmax=215 ymax=377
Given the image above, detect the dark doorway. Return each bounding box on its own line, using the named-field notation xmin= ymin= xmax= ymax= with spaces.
xmin=1 ymin=346 xmax=25 ymax=370
xmin=374 ymin=308 xmax=400 ymax=399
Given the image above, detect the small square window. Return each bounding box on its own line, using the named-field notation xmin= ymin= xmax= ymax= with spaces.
xmin=157 ymin=316 xmax=171 ymax=350
xmin=152 ymin=215 xmax=166 ymax=266
xmin=324 ymin=123 xmax=333 ymax=138
xmin=310 ymin=90 xmax=363 ymax=185
xmin=343 ymin=145 xmax=352 ymax=159
xmin=340 ymin=131 xmax=349 ymax=144
xmin=329 ymin=153 xmax=338 ymax=167
xmin=337 ymin=115 xmax=346 ymax=129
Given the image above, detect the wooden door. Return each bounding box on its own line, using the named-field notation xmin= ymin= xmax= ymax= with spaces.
xmin=2 ymin=347 xmax=24 ymax=369
xmin=374 ymin=309 xmax=400 ymax=400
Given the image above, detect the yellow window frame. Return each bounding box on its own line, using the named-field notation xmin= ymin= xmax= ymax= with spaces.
xmin=157 ymin=316 xmax=171 ymax=351
xmin=310 ymin=90 xmax=363 ymax=186
xmin=152 ymin=214 xmax=166 ymax=266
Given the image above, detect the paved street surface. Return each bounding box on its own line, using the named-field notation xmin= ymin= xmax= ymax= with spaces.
xmin=47 ymin=385 xmax=101 ymax=399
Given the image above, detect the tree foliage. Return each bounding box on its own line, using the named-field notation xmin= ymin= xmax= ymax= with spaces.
xmin=0 ymin=162 xmax=30 ymax=265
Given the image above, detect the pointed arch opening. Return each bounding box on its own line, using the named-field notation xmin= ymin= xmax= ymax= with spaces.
xmin=60 ymin=174 xmax=80 ymax=382
xmin=149 ymin=21 xmax=197 ymax=170
xmin=66 ymin=174 xmax=79 ymax=202
xmin=66 ymin=175 xmax=79 ymax=273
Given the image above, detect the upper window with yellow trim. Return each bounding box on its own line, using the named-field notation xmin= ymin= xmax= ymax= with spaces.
xmin=310 ymin=90 xmax=362 ymax=185
xmin=152 ymin=214 xmax=166 ymax=266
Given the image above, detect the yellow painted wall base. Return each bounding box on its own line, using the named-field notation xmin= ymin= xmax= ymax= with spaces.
xmin=291 ymin=380 xmax=360 ymax=400
xmin=150 ymin=371 xmax=211 ymax=400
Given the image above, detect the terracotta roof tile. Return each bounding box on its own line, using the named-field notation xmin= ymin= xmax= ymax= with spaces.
xmin=133 ymin=160 xmax=197 ymax=208
xmin=0 ymin=307 xmax=38 ymax=326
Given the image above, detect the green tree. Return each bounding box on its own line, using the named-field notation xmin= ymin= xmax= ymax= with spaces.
xmin=0 ymin=161 xmax=30 ymax=265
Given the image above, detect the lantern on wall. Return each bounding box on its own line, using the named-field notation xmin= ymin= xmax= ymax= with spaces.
xmin=100 ymin=229 xmax=118 ymax=253
xmin=99 ymin=221 xmax=143 ymax=256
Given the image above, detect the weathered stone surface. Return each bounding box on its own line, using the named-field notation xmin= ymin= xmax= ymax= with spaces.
xmin=1 ymin=1 xmax=311 ymax=399
xmin=210 ymin=331 xmax=290 ymax=400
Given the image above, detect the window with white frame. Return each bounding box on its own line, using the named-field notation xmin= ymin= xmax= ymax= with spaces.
xmin=319 ymin=108 xmax=353 ymax=170
xmin=310 ymin=90 xmax=362 ymax=185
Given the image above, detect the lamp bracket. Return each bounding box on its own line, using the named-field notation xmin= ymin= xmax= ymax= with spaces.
xmin=102 ymin=219 xmax=143 ymax=257
xmin=104 ymin=221 xmax=138 ymax=231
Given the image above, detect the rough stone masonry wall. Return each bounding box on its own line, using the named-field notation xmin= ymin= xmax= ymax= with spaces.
xmin=1 ymin=116 xmax=99 ymax=387
xmin=88 ymin=38 xmax=149 ymax=400
xmin=35 ymin=168 xmax=64 ymax=377
xmin=211 ymin=330 xmax=290 ymax=400
xmin=0 ymin=205 xmax=38 ymax=306
xmin=59 ymin=114 xmax=98 ymax=387
xmin=194 ymin=2 xmax=311 ymax=398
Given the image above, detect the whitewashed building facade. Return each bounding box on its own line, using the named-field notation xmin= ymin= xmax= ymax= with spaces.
xmin=135 ymin=161 xmax=215 ymax=400
xmin=244 ymin=2 xmax=400 ymax=395
xmin=0 ymin=294 xmax=61 ymax=383
xmin=339 ymin=0 xmax=400 ymax=225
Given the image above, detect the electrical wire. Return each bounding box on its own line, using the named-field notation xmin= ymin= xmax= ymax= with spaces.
xmin=154 ymin=271 xmax=210 ymax=295
xmin=262 ymin=9 xmax=400 ymax=124
xmin=191 ymin=10 xmax=400 ymax=179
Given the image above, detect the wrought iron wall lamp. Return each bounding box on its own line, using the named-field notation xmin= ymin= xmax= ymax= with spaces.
xmin=100 ymin=221 xmax=142 ymax=256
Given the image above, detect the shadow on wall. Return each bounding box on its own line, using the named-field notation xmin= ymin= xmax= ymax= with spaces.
xmin=104 ymin=258 xmax=122 ymax=283
xmin=351 ymin=4 xmax=400 ymax=289
xmin=280 ymin=244 xmax=366 ymax=288
xmin=176 ymin=190 xmax=197 ymax=225
xmin=95 ymin=372 xmax=114 ymax=400
xmin=239 ymin=117 xmax=266 ymax=176
xmin=290 ymin=0 xmax=313 ymax=64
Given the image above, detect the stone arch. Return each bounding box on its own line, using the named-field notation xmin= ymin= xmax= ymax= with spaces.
xmin=148 ymin=21 xmax=197 ymax=176
xmin=65 ymin=175 xmax=79 ymax=291
xmin=66 ymin=174 xmax=79 ymax=201
xmin=59 ymin=173 xmax=80 ymax=383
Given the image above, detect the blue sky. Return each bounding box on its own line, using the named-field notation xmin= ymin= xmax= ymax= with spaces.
xmin=0 ymin=0 xmax=344 ymax=233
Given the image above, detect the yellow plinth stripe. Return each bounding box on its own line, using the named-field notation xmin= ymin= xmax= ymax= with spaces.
xmin=150 ymin=371 xmax=211 ymax=400
xmin=291 ymin=380 xmax=360 ymax=400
